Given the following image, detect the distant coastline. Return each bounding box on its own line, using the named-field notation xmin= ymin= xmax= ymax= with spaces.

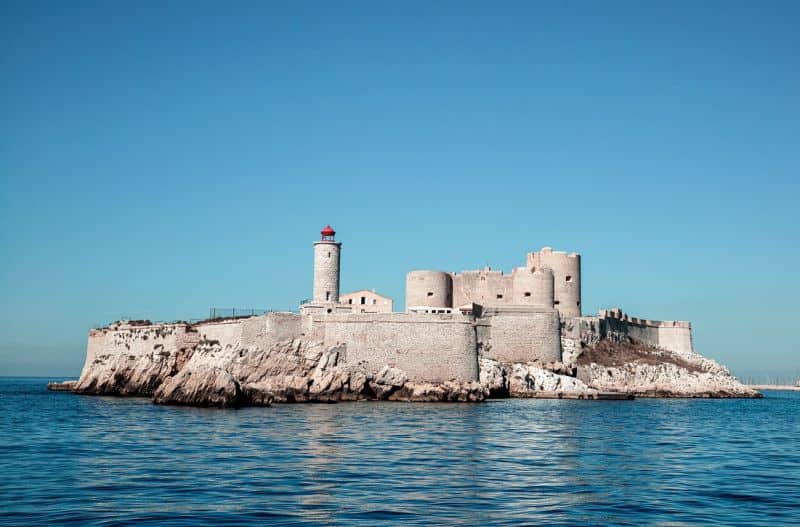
xmin=748 ymin=385 xmax=800 ymax=392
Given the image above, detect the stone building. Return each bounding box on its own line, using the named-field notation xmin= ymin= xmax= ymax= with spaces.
xmin=408 ymin=247 xmax=580 ymax=318
xmin=339 ymin=289 xmax=393 ymax=313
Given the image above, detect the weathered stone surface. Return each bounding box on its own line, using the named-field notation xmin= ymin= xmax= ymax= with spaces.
xmin=369 ymin=366 xmax=409 ymax=400
xmin=576 ymin=340 xmax=760 ymax=398
xmin=153 ymin=366 xmax=245 ymax=407
xmin=74 ymin=323 xmax=197 ymax=397
xmin=479 ymin=358 xmax=508 ymax=397
xmin=387 ymin=381 xmax=487 ymax=402
xmin=508 ymin=363 xmax=598 ymax=399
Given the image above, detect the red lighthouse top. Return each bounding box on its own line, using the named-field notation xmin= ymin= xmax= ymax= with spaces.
xmin=320 ymin=225 xmax=336 ymax=241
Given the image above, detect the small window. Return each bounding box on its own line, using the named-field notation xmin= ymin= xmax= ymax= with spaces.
xmin=481 ymin=276 xmax=486 ymax=281
xmin=496 ymin=294 xmax=503 ymax=299
xmin=372 ymin=299 xmax=377 ymax=305
xmin=348 ymin=299 xmax=353 ymax=304
xmin=327 ymin=252 xmax=331 ymax=258
xmin=326 ymin=291 xmax=331 ymax=301
xmin=566 ymin=275 xmax=572 ymax=282
xmin=326 ymin=308 xmax=332 ymax=314
xmin=427 ymin=292 xmax=434 ymax=297
xmin=524 ymin=292 xmax=531 ymax=297
xmin=360 ymin=296 xmax=366 ymax=305
xmin=554 ymin=300 xmax=560 ymax=305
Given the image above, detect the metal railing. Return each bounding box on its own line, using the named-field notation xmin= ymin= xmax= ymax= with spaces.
xmin=208 ymin=307 xmax=270 ymax=320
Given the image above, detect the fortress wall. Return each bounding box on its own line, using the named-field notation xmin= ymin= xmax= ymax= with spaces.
xmin=480 ymin=308 xmax=562 ymax=364
xmin=594 ymin=309 xmax=694 ymax=355
xmin=195 ymin=319 xmax=243 ymax=349
xmin=406 ymin=271 xmax=453 ymax=309
xmin=195 ymin=313 xmax=304 ymax=352
xmin=82 ymin=323 xmax=199 ymax=368
xmin=452 ymin=270 xmax=513 ymax=307
xmin=319 ymin=313 xmax=479 ymax=383
xmin=657 ymin=324 xmax=694 ymax=355
xmin=264 ymin=312 xmax=304 ymax=342
xmin=510 ymin=267 xmax=538 ymax=305
xmin=77 ymin=322 xmax=202 ymax=392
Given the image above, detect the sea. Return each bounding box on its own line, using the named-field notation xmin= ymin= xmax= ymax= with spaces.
xmin=1 ymin=377 xmax=798 ymax=526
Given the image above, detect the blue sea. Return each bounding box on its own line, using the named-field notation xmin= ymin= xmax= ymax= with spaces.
xmin=1 ymin=378 xmax=798 ymax=526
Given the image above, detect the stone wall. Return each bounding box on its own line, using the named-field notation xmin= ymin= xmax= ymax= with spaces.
xmin=318 ymin=312 xmax=479 ymax=383
xmin=76 ymin=322 xmax=202 ymax=395
xmin=576 ymin=309 xmax=694 ymax=355
xmin=478 ymin=307 xmax=562 ymax=364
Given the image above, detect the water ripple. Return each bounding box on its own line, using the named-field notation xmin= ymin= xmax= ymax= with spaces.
xmin=1 ymin=379 xmax=798 ymax=526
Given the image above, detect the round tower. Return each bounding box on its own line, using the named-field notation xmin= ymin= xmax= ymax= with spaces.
xmin=406 ymin=271 xmax=453 ymax=310
xmin=313 ymin=225 xmax=341 ymax=304
xmin=532 ymin=267 xmax=555 ymax=308
xmin=527 ymin=247 xmax=581 ymax=317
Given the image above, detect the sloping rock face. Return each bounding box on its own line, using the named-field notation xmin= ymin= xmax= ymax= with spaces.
xmin=576 ymin=339 xmax=760 ymax=398
xmin=479 ymin=358 xmax=597 ymax=399
xmin=74 ymin=324 xmax=198 ymax=396
xmin=153 ymin=366 xmax=246 ymax=408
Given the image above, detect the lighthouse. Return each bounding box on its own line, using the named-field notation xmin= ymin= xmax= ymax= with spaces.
xmin=312 ymin=225 xmax=341 ymax=304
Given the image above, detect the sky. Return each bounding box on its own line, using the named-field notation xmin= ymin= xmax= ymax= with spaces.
xmin=1 ymin=1 xmax=798 ymax=382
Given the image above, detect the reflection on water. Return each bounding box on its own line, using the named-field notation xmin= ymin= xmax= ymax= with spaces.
xmin=0 ymin=379 xmax=798 ymax=526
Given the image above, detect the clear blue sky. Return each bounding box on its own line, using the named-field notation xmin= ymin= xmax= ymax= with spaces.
xmin=1 ymin=1 xmax=798 ymax=381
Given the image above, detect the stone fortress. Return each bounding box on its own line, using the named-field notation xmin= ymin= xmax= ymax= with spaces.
xmin=299 ymin=225 xmax=692 ymax=378
xmin=66 ymin=224 xmax=758 ymax=405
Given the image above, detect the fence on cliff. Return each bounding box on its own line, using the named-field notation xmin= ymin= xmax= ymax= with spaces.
xmin=207 ymin=307 xmax=271 ymax=320
xmin=91 ymin=307 xmax=292 ymax=329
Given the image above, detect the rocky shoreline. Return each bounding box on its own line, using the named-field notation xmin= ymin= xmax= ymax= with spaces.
xmin=50 ymin=320 xmax=760 ymax=407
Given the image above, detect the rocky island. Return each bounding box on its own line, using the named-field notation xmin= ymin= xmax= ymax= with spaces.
xmin=54 ymin=226 xmax=759 ymax=406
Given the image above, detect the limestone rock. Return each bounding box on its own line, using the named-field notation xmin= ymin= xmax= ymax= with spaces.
xmin=577 ymin=341 xmax=760 ymax=398
xmin=479 ymin=358 xmax=508 ymax=397
xmin=369 ymin=366 xmax=408 ymax=399
xmin=388 ymin=381 xmax=488 ymax=402
xmin=74 ymin=324 xmax=196 ymax=396
xmin=508 ymin=364 xmax=598 ymax=399
xmin=154 ymin=366 xmax=246 ymax=407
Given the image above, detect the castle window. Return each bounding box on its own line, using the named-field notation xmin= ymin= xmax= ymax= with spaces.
xmin=566 ymin=275 xmax=572 ymax=282
xmin=348 ymin=299 xmax=353 ymax=304
xmin=481 ymin=277 xmax=486 ymax=281
xmin=496 ymin=294 xmax=503 ymax=299
xmin=360 ymin=296 xmax=366 ymax=305
xmin=427 ymin=292 xmax=434 ymax=297
xmin=524 ymin=292 xmax=531 ymax=297
xmin=327 ymin=252 xmax=331 ymax=258
xmin=554 ymin=300 xmax=560 ymax=305
xmin=326 ymin=291 xmax=331 ymax=301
